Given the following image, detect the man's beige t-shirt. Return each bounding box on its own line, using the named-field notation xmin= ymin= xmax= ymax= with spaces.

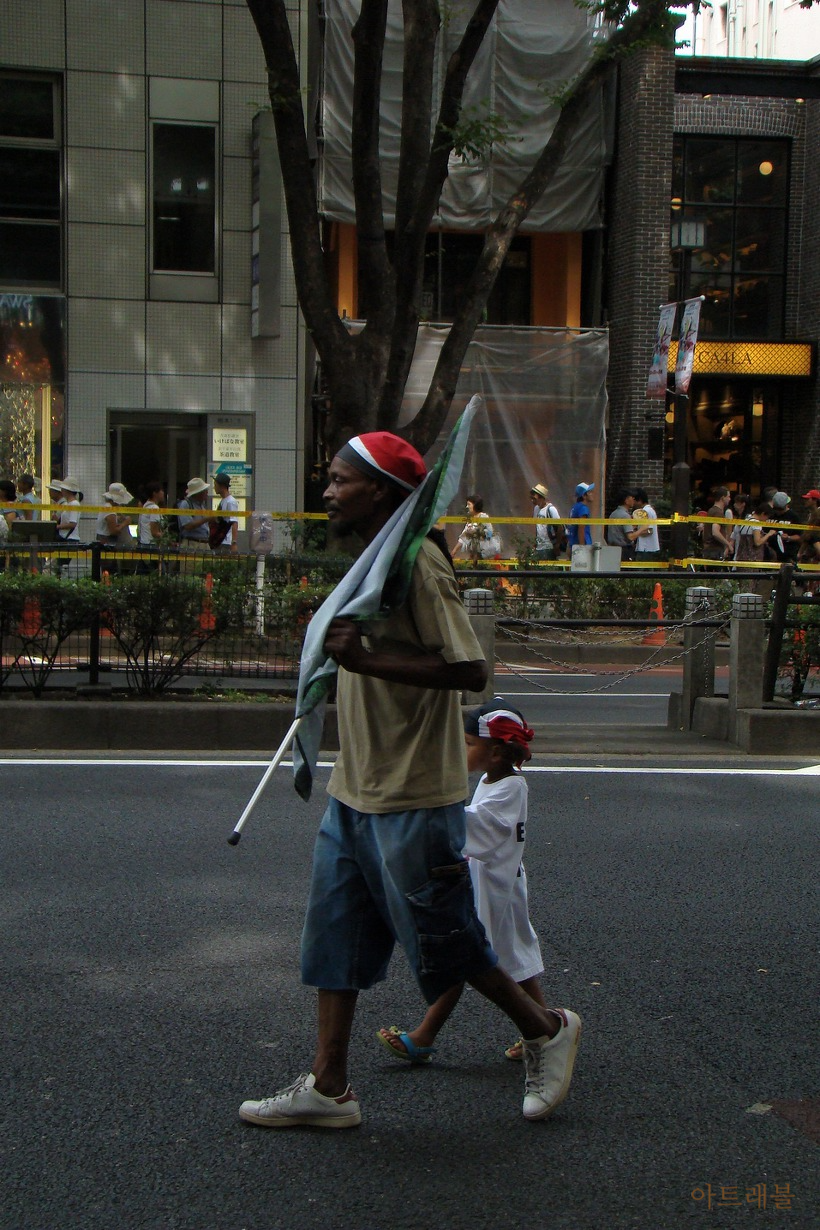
xmin=328 ymin=538 xmax=485 ymax=813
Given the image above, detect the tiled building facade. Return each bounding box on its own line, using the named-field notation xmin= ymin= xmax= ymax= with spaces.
xmin=0 ymin=0 xmax=306 ymax=536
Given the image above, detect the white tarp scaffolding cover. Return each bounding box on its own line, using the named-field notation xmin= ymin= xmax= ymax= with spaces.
xmin=319 ymin=0 xmax=609 ymax=232
xmin=393 ymin=324 xmax=608 ymax=554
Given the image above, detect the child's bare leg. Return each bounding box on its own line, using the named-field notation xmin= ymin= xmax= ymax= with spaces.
xmin=378 ymin=983 xmax=463 ymax=1059
xmin=407 ymin=983 xmax=463 ymax=1049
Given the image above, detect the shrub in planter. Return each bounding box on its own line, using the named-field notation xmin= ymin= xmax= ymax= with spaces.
xmin=777 ymin=605 xmax=820 ymax=702
xmin=103 ymin=571 xmax=249 ymax=695
xmin=262 ymin=579 xmax=337 ymax=640
xmin=0 ymin=573 xmax=103 ymax=695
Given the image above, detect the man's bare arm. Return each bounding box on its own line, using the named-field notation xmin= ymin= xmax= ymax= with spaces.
xmin=324 ymin=618 xmax=487 ymax=692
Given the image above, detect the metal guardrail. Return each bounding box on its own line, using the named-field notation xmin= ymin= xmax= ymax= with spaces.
xmin=2 ymin=545 xmax=816 ymax=697
xmin=761 ymin=564 xmax=820 ymax=701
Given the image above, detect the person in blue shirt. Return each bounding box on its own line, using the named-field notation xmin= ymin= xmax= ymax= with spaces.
xmin=567 ymin=482 xmax=594 ymax=550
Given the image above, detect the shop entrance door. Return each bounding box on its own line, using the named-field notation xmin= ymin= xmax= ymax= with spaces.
xmin=665 ymin=380 xmax=779 ymax=500
xmin=108 ymin=412 xmax=208 ymax=504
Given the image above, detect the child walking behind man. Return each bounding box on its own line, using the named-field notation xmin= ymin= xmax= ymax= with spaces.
xmin=377 ymin=697 xmax=554 ymax=1069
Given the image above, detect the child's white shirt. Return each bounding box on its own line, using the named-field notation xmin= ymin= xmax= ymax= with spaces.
xmin=465 ymin=771 xmax=543 ymax=982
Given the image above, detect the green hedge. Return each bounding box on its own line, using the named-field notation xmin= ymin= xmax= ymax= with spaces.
xmin=0 ymin=573 xmax=103 ymax=695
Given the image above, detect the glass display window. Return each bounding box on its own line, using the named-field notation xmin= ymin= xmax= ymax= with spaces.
xmin=669 ymin=136 xmax=789 ymax=340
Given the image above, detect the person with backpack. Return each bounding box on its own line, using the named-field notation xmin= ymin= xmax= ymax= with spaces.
xmin=95 ymin=482 xmax=134 ymax=548
xmin=177 ymin=477 xmax=211 ymax=554
xmin=211 ymin=471 xmax=240 ymax=553
xmin=567 ymin=482 xmax=594 ymax=553
xmin=530 ymin=483 xmax=564 ymax=561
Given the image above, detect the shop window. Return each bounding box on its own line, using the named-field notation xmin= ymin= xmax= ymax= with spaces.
xmin=669 ymin=137 xmax=788 ymax=340
xmin=152 ymin=122 xmax=216 ymax=274
xmin=420 ymin=233 xmax=531 ymax=325
xmin=0 ymin=74 xmax=62 ymax=290
xmin=1 ymin=294 xmax=65 ymax=489
xmin=664 ymin=379 xmax=779 ymax=498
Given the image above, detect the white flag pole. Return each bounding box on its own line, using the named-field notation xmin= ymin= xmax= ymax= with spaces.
xmin=227 ymin=715 xmax=303 ymax=845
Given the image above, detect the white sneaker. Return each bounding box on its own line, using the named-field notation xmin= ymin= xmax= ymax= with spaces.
xmin=239 ymin=1072 xmax=362 ymax=1129
xmin=522 ymin=1009 xmax=582 ymax=1121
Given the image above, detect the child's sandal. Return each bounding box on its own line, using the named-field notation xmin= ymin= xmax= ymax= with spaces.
xmin=376 ymin=1025 xmax=435 ymax=1064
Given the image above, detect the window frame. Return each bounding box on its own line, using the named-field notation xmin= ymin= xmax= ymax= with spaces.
xmin=149 ymin=117 xmax=220 ymax=303
xmin=0 ymin=72 xmax=63 ymax=293
xmin=669 ymin=135 xmax=790 ymax=342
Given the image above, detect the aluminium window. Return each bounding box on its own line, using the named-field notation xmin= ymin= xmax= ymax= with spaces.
xmin=151 ymin=122 xmax=216 ymax=275
xmin=0 ymin=74 xmax=62 ymax=290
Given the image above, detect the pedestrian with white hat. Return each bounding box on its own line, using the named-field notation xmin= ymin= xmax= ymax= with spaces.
xmin=55 ymin=477 xmax=82 ymax=542
xmin=96 ymin=482 xmax=135 ymax=549
xmin=177 ymin=476 xmax=212 ymax=554
xmin=529 ymin=482 xmax=564 ymax=560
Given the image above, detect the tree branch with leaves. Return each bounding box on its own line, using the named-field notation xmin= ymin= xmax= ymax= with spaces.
xmin=245 ymin=0 xmax=728 ymax=458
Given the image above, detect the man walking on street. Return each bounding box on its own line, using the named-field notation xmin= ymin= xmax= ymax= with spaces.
xmin=702 ymin=488 xmax=733 ymax=561
xmin=633 ymin=489 xmax=660 ymax=561
xmin=607 ymin=490 xmax=645 ymax=561
xmin=177 ymin=477 xmax=211 ymax=553
xmin=212 ymin=471 xmax=240 ymax=553
xmin=239 ymin=432 xmax=582 ymax=1130
xmin=567 ymin=482 xmax=594 ymax=552
xmin=530 ymin=482 xmax=564 ymax=560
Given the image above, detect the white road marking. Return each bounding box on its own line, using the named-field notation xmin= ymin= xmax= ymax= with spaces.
xmin=0 ymin=758 xmax=818 ymax=776
xmin=523 ymin=765 xmax=820 ymax=776
xmin=0 ymin=758 xmax=323 ymax=769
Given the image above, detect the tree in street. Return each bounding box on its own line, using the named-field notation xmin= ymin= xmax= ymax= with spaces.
xmin=245 ymin=0 xmax=811 ymax=457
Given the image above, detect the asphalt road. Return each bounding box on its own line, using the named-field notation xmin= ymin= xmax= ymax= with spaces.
xmin=2 ymin=758 xmax=818 ymax=1230
xmin=495 ymin=663 xmax=683 ymax=726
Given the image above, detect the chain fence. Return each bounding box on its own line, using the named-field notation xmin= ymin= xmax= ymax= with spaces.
xmin=1 ymin=542 xmax=817 ymax=702
xmin=493 ymin=598 xmax=732 ymax=695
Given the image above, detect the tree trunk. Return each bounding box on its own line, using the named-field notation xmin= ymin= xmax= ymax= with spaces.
xmin=247 ymin=0 xmax=681 ymax=460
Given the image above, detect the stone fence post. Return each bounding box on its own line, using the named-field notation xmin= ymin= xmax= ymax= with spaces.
xmin=728 ymin=592 xmax=766 ymax=744
xmin=463 ymin=588 xmax=495 ymax=704
xmin=678 ymin=586 xmax=716 ymax=730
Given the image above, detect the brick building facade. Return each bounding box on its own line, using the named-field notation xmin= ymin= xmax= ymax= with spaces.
xmin=606 ymin=48 xmax=820 ymax=507
xmin=605 ymin=48 xmax=675 ymax=501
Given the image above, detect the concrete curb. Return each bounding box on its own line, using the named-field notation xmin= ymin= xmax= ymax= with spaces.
xmin=0 ymin=701 xmax=335 ymax=753
xmin=688 ymin=696 xmax=820 ymax=754
xmin=0 ymin=697 xmax=815 ymax=756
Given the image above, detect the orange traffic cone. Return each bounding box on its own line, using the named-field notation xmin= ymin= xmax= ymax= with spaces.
xmin=642 ymin=582 xmax=666 ymax=646
xmin=18 ymin=595 xmax=42 ymax=637
xmin=199 ymin=572 xmax=216 ymax=632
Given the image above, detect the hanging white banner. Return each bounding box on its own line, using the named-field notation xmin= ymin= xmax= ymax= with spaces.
xmin=646 ymin=302 xmax=677 ymax=399
xmin=675 ymin=298 xmax=702 ymax=394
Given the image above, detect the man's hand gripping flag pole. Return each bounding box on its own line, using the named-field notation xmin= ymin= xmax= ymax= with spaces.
xmin=226 ymin=395 xmax=482 ymax=845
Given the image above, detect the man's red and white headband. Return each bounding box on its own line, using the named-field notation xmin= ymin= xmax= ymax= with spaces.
xmin=337 ymin=432 xmax=426 ymax=492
